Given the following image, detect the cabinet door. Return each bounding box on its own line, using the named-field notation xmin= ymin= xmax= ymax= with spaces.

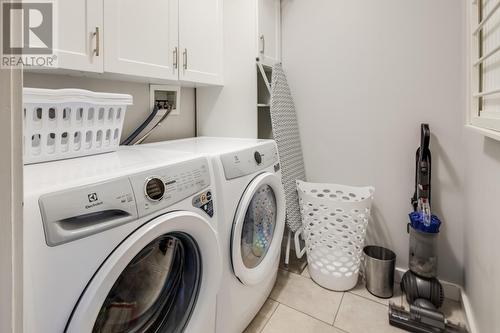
xmin=104 ymin=0 xmax=178 ymax=81
xmin=258 ymin=0 xmax=281 ymax=67
xmin=179 ymin=0 xmax=223 ymax=85
xmin=55 ymin=0 xmax=103 ymax=72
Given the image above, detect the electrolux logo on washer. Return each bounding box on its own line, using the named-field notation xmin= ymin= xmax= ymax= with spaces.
xmin=85 ymin=192 xmax=103 ymax=209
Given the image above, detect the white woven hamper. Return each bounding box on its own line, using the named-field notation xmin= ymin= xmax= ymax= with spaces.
xmin=23 ymin=88 xmax=132 ymax=164
xmin=296 ymin=180 xmax=374 ymax=291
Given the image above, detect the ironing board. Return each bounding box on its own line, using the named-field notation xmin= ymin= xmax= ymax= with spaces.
xmin=267 ymin=63 xmax=307 ymax=263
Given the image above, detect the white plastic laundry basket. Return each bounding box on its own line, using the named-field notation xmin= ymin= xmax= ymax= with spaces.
xmin=23 ymin=88 xmax=132 ymax=164
xmin=296 ymin=180 xmax=374 ymax=291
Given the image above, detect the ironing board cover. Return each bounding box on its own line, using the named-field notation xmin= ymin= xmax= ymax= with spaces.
xmin=270 ymin=63 xmax=306 ymax=232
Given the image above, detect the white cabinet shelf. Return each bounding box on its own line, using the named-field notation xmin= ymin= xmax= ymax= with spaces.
xmin=257 ymin=63 xmax=273 ymax=139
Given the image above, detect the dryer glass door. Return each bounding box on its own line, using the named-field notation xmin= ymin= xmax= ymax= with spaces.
xmin=92 ymin=233 xmax=200 ymax=333
xmin=232 ymin=172 xmax=285 ymax=286
xmin=240 ymin=184 xmax=277 ymax=268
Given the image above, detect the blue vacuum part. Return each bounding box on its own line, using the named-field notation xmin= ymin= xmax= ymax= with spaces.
xmin=409 ymin=211 xmax=441 ymax=233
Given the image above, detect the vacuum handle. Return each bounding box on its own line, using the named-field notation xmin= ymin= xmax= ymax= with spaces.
xmin=411 ymin=124 xmax=432 ymax=211
xmin=420 ymin=124 xmax=430 ymax=160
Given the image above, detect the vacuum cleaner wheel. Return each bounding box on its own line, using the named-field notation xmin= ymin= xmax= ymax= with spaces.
xmin=401 ymin=271 xmax=444 ymax=309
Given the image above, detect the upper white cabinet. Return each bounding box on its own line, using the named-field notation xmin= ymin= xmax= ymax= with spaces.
xmin=104 ymin=0 xmax=179 ymax=81
xmin=55 ymin=0 xmax=103 ymax=73
xmin=179 ymin=0 xmax=223 ymax=85
xmin=257 ymin=0 xmax=281 ymax=67
xmin=46 ymin=0 xmax=223 ymax=85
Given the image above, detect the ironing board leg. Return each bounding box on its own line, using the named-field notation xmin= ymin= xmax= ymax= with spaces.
xmin=285 ymin=229 xmax=292 ymax=265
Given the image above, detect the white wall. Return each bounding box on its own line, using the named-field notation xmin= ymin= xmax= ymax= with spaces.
xmin=282 ymin=0 xmax=465 ymax=284
xmin=463 ymin=3 xmax=500 ymax=329
xmin=23 ymin=73 xmax=196 ymax=143
xmin=462 ymin=132 xmax=500 ymax=332
xmin=196 ymin=0 xmax=258 ymax=138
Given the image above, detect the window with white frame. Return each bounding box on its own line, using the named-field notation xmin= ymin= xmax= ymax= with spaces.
xmin=469 ymin=0 xmax=500 ymax=136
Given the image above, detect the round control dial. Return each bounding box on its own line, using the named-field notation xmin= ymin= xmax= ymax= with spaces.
xmin=254 ymin=151 xmax=262 ymax=165
xmin=145 ymin=177 xmax=165 ymax=201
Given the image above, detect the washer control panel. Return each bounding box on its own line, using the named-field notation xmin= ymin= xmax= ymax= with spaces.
xmin=38 ymin=157 xmax=211 ymax=247
xmin=192 ymin=190 xmax=214 ymax=217
xmin=144 ymin=177 xmax=166 ymax=201
xmin=39 ymin=178 xmax=138 ymax=246
xmin=221 ymin=142 xmax=279 ymax=180
xmin=130 ymin=157 xmax=211 ymax=217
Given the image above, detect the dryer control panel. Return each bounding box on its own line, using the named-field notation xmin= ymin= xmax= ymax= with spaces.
xmin=129 ymin=157 xmax=211 ymax=218
xmin=221 ymin=143 xmax=279 ymax=180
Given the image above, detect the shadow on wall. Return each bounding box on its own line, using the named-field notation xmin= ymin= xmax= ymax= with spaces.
xmin=426 ymin=134 xmax=463 ymax=282
xmin=365 ymin=133 xmax=464 ymax=282
xmin=365 ymin=204 xmax=395 ymax=252
xmin=430 ymin=133 xmax=462 ymax=215
xmin=196 ymin=86 xmax=226 ymax=135
xmin=483 ymin=135 xmax=500 ymax=162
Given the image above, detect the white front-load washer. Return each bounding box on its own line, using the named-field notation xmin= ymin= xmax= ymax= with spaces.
xmin=23 ymin=147 xmax=222 ymax=333
xmin=141 ymin=137 xmax=286 ymax=333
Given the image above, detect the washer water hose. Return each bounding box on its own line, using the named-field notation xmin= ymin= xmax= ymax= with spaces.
xmin=133 ymin=105 xmax=173 ymax=145
xmin=121 ymin=103 xmax=173 ymax=145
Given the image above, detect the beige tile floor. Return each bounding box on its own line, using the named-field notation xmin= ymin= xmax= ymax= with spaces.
xmin=244 ymin=267 xmax=468 ymax=333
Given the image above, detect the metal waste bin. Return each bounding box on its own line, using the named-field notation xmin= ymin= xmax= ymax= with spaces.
xmin=363 ymin=246 xmax=396 ymax=298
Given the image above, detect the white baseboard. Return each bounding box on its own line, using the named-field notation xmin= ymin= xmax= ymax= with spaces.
xmin=459 ymin=287 xmax=479 ymax=333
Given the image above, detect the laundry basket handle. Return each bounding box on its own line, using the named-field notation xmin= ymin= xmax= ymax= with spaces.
xmin=294 ymin=228 xmax=306 ymax=259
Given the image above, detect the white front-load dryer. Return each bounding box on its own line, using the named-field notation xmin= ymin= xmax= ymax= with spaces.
xmin=141 ymin=137 xmax=286 ymax=333
xmin=23 ymin=147 xmax=221 ymax=333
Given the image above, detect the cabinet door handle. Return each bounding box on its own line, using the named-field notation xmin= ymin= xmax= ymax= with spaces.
xmin=259 ymin=34 xmax=265 ymax=54
xmin=183 ymin=48 xmax=188 ymax=70
xmin=93 ymin=27 xmax=100 ymax=57
xmin=173 ymin=47 xmax=178 ymax=69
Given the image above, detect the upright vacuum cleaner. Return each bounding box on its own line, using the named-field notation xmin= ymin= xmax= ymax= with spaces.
xmin=388 ymin=124 xmax=467 ymax=333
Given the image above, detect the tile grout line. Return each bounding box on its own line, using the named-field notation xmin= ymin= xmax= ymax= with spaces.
xmin=282 ymin=268 xmax=391 ymax=321
xmin=332 ymin=297 xmax=351 ymax=333
xmin=346 ymin=291 xmax=399 ymax=309
xmin=273 ymin=300 xmax=339 ymax=327
xmin=275 ymin=268 xmax=355 ymax=329
xmin=333 ymin=326 xmax=350 ymax=333
xmin=256 ymin=300 xmax=280 ymax=333
xmin=332 ymin=292 xmax=345 ymax=326
xmin=347 ymin=290 xmax=394 ymax=307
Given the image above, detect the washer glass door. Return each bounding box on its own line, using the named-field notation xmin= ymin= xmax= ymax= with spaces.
xmin=92 ymin=233 xmax=200 ymax=333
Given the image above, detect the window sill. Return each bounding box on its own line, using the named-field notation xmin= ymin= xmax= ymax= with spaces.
xmin=465 ymin=124 xmax=500 ymax=141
